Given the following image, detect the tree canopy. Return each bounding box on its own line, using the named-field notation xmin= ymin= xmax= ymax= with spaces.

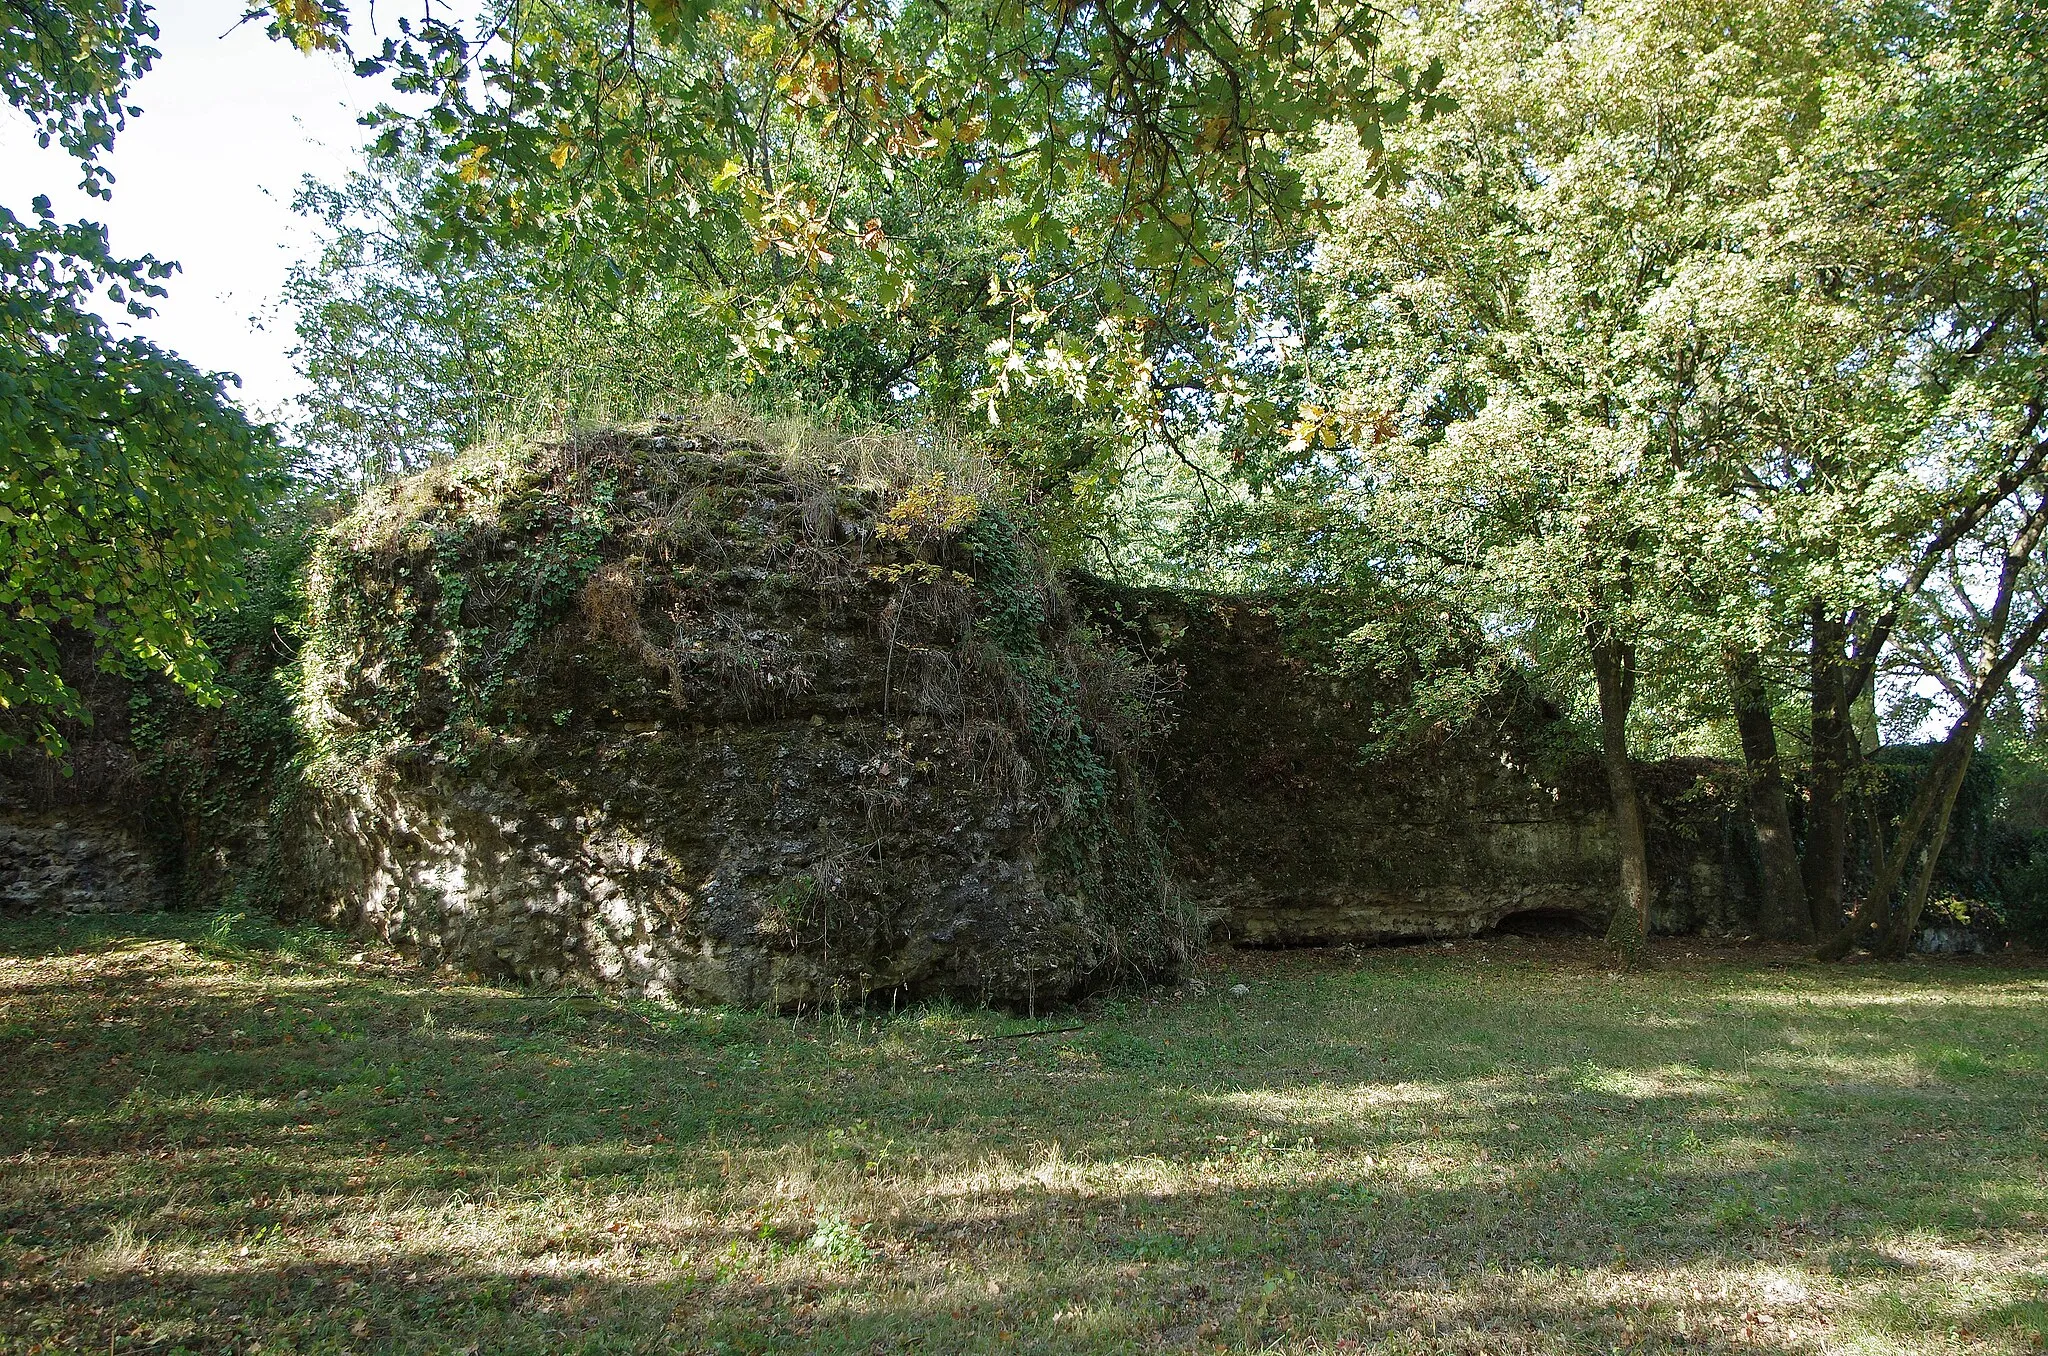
xmin=0 ymin=0 xmax=276 ymax=752
xmin=264 ymin=0 xmax=1446 ymax=442
xmin=1127 ymin=0 xmax=2048 ymax=955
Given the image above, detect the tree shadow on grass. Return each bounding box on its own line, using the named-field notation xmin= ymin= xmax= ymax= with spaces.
xmin=2 ymin=917 xmax=2045 ymax=1353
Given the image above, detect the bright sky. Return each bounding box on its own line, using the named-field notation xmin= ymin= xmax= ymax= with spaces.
xmin=0 ymin=0 xmax=386 ymax=418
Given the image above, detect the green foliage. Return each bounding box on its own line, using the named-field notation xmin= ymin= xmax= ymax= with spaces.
xmin=281 ymin=141 xmax=1156 ymax=530
xmin=315 ymin=0 xmax=1440 ymax=352
xmin=965 ymin=508 xmax=1110 ymax=816
xmin=758 ymin=875 xmax=823 ymax=944
xmin=1919 ymin=895 xmax=2006 ymax=931
xmin=1988 ymin=836 xmax=2048 ymax=945
xmin=298 ymin=446 xmax=614 ymax=774
xmin=284 ymin=160 xmax=545 ymax=479
xmin=961 ymin=508 xmax=1186 ymax=974
xmin=804 ymin=1212 xmax=871 ymax=1268
xmin=265 ymin=0 xmax=1451 ymax=509
xmin=2 ymin=0 xmax=281 ymax=754
xmin=0 ymin=199 xmax=279 ymax=754
xmin=0 ymin=0 xmax=155 ymax=197
xmin=1125 ymin=0 xmax=2048 ymax=789
xmin=1843 ymin=744 xmax=2048 ymax=944
xmin=1215 ymin=0 xmax=1865 ymax=718
xmin=286 ymin=159 xmax=867 ymax=480
xmin=126 ymin=496 xmax=326 ymax=905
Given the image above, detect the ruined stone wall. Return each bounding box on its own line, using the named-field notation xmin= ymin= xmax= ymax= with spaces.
xmin=276 ymin=424 xmax=1188 ymax=1007
xmin=1081 ymin=587 xmax=1761 ymax=944
xmin=0 ymin=661 xmax=169 ymax=916
xmin=0 ymin=813 xmax=164 ymax=913
xmin=1 ymin=434 xmax=1771 ymax=975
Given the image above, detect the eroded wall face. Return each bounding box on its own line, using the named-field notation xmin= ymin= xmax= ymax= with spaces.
xmin=2 ymin=478 xmax=1764 ymax=971
xmin=284 ymin=716 xmax=1130 ymax=1008
xmin=0 ymin=660 xmax=173 ymax=918
xmin=1101 ymin=593 xmax=1761 ymax=944
xmin=0 ymin=813 xmax=164 ymax=914
xmin=278 ymin=431 xmax=1188 ymax=1007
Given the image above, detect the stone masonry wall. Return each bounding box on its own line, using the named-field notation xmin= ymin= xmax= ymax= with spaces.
xmin=1082 ymin=587 xmax=1761 ymax=945
xmin=277 ymin=425 xmax=1188 ymax=1008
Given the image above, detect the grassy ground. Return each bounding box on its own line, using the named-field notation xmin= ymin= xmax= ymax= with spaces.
xmin=1 ymin=914 xmax=2044 ymax=1355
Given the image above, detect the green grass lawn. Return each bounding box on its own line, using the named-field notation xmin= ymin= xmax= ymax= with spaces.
xmin=1 ymin=913 xmax=2044 ymax=1355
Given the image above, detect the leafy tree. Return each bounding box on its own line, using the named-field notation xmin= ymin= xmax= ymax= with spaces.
xmin=261 ymin=0 xmax=1444 ymax=478
xmin=1 ymin=0 xmax=278 ymax=752
xmin=3 ymin=0 xmax=153 ymax=198
xmin=283 ymin=148 xmax=1046 ymax=475
xmin=283 ymin=126 xmax=1206 ymax=555
xmin=1175 ymin=0 xmax=2048 ymax=958
xmin=284 ymin=160 xmax=538 ymax=479
xmin=1776 ymin=0 xmax=2048 ymax=953
xmin=1207 ymin=0 xmax=1851 ymax=956
xmin=1820 ymin=488 xmax=2048 ymax=957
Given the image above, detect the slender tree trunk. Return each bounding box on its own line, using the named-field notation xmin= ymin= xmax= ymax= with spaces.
xmin=1723 ymin=647 xmax=1812 ymax=941
xmin=1819 ymin=598 xmax=2048 ymax=959
xmin=1878 ymin=744 xmax=1978 ymax=958
xmin=1590 ymin=628 xmax=1652 ymax=962
xmin=1861 ymin=790 xmax=1892 ymax=904
xmin=1820 ymin=728 xmax=1975 ymax=958
xmin=1802 ymin=605 xmax=1850 ymax=939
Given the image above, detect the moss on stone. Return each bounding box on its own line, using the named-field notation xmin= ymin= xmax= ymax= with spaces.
xmin=279 ymin=418 xmax=1190 ymax=1007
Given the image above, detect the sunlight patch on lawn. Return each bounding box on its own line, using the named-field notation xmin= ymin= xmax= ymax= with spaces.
xmin=1568 ymin=1064 xmax=1736 ymax=1101
xmin=1200 ymin=1078 xmax=1483 ymax=1129
xmin=8 ymin=916 xmax=2046 ymax=1355
xmin=1728 ymin=980 xmax=2048 ymax=1010
xmin=1750 ymin=1044 xmax=1941 ymax=1087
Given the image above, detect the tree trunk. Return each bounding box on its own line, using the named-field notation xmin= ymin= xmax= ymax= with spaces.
xmin=1802 ymin=605 xmax=1850 ymax=940
xmin=1723 ymin=647 xmax=1812 ymax=941
xmin=1821 ymin=729 xmax=1974 ymax=959
xmin=1591 ymin=628 xmax=1652 ymax=962
xmin=1819 ymin=598 xmax=2048 ymax=960
xmin=1877 ymin=744 xmax=1977 ymax=959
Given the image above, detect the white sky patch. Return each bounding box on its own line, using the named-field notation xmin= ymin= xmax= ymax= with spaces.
xmin=0 ymin=0 xmax=384 ymax=416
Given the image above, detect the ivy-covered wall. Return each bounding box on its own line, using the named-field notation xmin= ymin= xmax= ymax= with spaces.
xmin=31 ymin=421 xmax=2047 ymax=974
xmin=272 ymin=420 xmax=1192 ymax=1007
